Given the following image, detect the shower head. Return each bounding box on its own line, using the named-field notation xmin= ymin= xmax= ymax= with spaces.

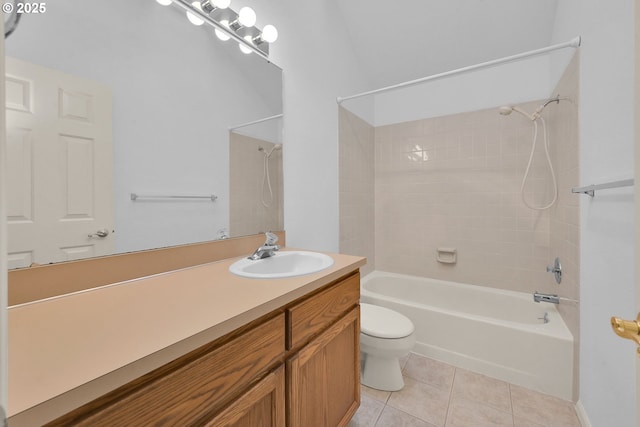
xmin=262 ymin=143 xmax=282 ymax=158
xmin=497 ymin=105 xmax=535 ymax=121
xmin=498 ymin=106 xmax=514 ymax=116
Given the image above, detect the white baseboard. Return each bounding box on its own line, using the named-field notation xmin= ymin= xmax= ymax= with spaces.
xmin=575 ymin=400 xmax=592 ymax=427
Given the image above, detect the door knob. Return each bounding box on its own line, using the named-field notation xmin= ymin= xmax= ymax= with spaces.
xmin=611 ymin=313 xmax=640 ymax=356
xmin=88 ymin=229 xmax=110 ymax=238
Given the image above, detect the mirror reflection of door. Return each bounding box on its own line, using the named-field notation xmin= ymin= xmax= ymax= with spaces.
xmin=5 ymin=57 xmax=114 ymax=268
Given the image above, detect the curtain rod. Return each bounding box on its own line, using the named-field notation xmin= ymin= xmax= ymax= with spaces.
xmin=229 ymin=114 xmax=283 ymax=131
xmin=337 ymin=36 xmax=581 ymax=105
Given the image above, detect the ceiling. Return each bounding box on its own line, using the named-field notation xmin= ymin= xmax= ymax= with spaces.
xmin=334 ymin=0 xmax=559 ymax=89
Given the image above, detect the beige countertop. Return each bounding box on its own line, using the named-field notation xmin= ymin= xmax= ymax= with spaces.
xmin=8 ymin=249 xmax=365 ymax=425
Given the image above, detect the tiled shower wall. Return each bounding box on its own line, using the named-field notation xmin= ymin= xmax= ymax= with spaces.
xmin=229 ymin=133 xmax=284 ymax=237
xmin=375 ymin=98 xmax=557 ymax=292
xmin=339 ymin=108 xmax=375 ymax=276
xmin=374 ymin=54 xmax=579 ymax=303
xmin=339 ymin=54 xmax=580 ymax=399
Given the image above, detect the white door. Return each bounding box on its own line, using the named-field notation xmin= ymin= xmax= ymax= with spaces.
xmin=636 ymin=2 xmax=640 ymax=422
xmin=0 ymin=17 xmax=8 ymax=424
xmin=5 ymin=56 xmax=113 ymax=268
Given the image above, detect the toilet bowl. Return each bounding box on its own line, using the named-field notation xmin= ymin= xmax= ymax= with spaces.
xmin=360 ymin=302 xmax=415 ymax=391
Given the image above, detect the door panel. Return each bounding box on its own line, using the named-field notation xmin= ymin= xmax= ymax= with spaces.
xmin=205 ymin=365 xmax=285 ymax=427
xmin=287 ymin=308 xmax=360 ymax=427
xmin=5 ymin=56 xmax=113 ymax=267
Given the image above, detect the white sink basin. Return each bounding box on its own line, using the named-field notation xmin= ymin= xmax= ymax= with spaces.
xmin=229 ymin=251 xmax=334 ymax=279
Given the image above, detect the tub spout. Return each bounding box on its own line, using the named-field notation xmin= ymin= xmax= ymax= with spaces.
xmin=533 ymin=292 xmax=559 ymax=304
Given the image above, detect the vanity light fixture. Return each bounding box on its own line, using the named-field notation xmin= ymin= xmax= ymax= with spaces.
xmin=200 ymin=0 xmax=230 ymax=13
xmin=186 ymin=1 xmax=205 ymax=25
xmin=229 ymin=6 xmax=257 ymax=30
xmin=158 ymin=0 xmax=278 ymax=58
xmin=215 ymin=19 xmax=231 ymax=41
xmin=238 ymin=35 xmax=254 ymax=54
xmin=254 ymin=24 xmax=278 ymax=44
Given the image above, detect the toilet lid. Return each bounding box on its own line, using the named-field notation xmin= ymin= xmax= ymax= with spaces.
xmin=360 ymin=303 xmax=415 ymax=339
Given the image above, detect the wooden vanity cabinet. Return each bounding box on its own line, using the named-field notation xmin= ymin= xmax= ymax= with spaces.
xmin=45 ymin=270 xmax=360 ymax=427
xmin=205 ymin=365 xmax=286 ymax=427
xmin=287 ymin=272 xmax=361 ymax=427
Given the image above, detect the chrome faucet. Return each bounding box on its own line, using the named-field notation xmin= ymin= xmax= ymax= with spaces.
xmin=248 ymin=232 xmax=280 ymax=260
xmin=533 ymin=291 xmax=560 ymax=304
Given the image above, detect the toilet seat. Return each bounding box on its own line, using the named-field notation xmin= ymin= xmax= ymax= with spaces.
xmin=360 ymin=303 xmax=414 ymax=339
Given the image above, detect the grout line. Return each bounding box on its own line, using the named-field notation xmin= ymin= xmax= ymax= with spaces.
xmin=442 ymin=367 xmax=458 ymax=427
xmin=509 ymin=383 xmax=516 ymax=426
xmin=371 ymin=401 xmax=385 ymax=427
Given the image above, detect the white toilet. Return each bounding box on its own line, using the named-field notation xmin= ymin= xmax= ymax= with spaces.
xmin=360 ymin=302 xmax=416 ymax=391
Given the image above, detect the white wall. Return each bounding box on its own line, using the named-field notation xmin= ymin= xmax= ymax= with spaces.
xmin=552 ymin=1 xmax=636 ymax=426
xmin=259 ymin=0 xmax=372 ymax=252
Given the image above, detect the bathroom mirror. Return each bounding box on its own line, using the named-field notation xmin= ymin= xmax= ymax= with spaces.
xmin=4 ymin=0 xmax=283 ymax=268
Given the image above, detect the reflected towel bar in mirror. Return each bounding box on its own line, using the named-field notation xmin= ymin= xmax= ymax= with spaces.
xmin=130 ymin=193 xmax=218 ymax=201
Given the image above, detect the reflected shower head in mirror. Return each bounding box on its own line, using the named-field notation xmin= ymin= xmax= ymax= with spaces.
xmin=259 ymin=144 xmax=282 ymax=158
xmin=498 ymin=106 xmax=513 ymax=116
xmin=497 ymin=105 xmax=535 ymax=121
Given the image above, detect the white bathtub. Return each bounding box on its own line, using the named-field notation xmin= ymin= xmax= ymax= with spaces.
xmin=361 ymin=271 xmax=574 ymax=400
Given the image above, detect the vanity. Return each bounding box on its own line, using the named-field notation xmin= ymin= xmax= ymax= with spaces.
xmin=7 ymin=240 xmax=365 ymax=426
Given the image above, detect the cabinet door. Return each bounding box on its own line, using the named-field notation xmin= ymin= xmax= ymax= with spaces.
xmin=206 ymin=365 xmax=285 ymax=427
xmin=287 ymin=307 xmax=360 ymax=427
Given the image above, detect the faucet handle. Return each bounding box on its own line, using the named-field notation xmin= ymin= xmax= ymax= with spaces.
xmin=265 ymin=231 xmax=278 ymax=246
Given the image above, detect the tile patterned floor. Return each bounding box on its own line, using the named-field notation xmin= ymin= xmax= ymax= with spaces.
xmin=349 ymin=353 xmax=581 ymax=427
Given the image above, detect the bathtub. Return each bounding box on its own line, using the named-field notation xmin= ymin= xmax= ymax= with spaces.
xmin=361 ymin=271 xmax=573 ymax=400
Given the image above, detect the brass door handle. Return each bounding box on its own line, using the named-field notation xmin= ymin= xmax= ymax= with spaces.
xmin=611 ymin=314 xmax=640 ymax=355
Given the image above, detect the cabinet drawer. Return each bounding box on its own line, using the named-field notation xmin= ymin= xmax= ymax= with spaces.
xmin=287 ymin=272 xmax=360 ymax=350
xmin=51 ymin=313 xmax=285 ymax=427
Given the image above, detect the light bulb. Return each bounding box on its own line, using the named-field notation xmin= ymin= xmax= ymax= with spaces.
xmin=212 ymin=0 xmax=231 ymax=8
xmin=238 ymin=7 xmax=256 ymax=27
xmin=186 ymin=2 xmax=205 ymax=26
xmin=156 ymin=0 xmax=172 ymax=5
xmin=215 ymin=19 xmax=231 ymax=41
xmin=261 ymin=24 xmax=278 ymax=43
xmin=239 ymin=35 xmax=253 ymax=54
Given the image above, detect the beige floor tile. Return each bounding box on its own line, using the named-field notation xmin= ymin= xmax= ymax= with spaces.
xmin=403 ymin=353 xmax=456 ymax=390
xmin=510 ymin=385 xmax=580 ymax=427
xmin=362 ymin=384 xmax=392 ymax=403
xmin=446 ymin=398 xmax=514 ymax=427
xmin=352 ymin=355 xmax=580 ymax=427
xmin=513 ymin=417 xmax=545 ymax=427
xmin=375 ymin=405 xmax=439 ymax=427
xmin=387 ymin=376 xmax=451 ymax=426
xmin=451 ymin=368 xmax=512 ymax=413
xmin=349 ymin=394 xmax=385 ymax=427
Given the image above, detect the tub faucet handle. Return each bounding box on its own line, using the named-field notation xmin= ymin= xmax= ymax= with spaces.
xmin=546 ymin=257 xmax=562 ymax=284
